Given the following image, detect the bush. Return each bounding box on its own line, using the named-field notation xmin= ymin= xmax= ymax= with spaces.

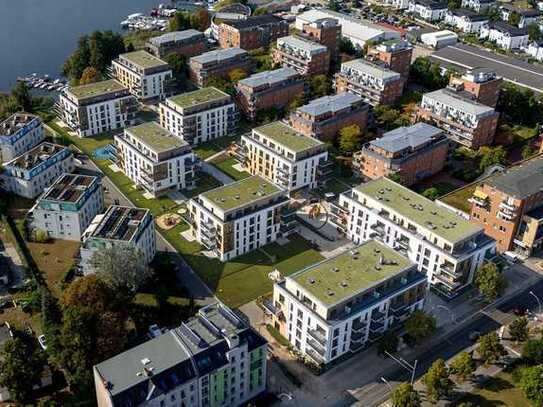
xmin=34 ymin=229 xmax=50 ymax=243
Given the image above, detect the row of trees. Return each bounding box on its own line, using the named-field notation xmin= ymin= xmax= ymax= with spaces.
xmin=168 ymin=9 xmax=210 ymax=32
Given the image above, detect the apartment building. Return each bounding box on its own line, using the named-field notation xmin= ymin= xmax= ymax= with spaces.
xmin=94 ymin=301 xmax=268 ymax=407
xmin=335 ymin=59 xmax=404 ymax=106
xmin=499 ymin=4 xmax=539 ymax=28
xmin=527 ymin=41 xmax=543 ymax=61
xmin=444 ymin=9 xmax=489 ymax=33
xmin=146 ymin=29 xmax=208 ymax=59
xmin=330 ymin=177 xmax=496 ymax=298
xmin=461 ymin=0 xmax=496 ymax=13
xmin=115 ymin=122 xmax=197 ymax=197
xmin=29 ymin=174 xmax=104 ymax=241
xmin=273 ymin=36 xmax=330 ymax=76
xmin=479 ymin=21 xmax=529 ymax=50
xmin=353 ymin=123 xmax=448 ymax=186
xmin=159 ymin=87 xmax=237 ymax=145
xmin=189 ymin=48 xmax=254 ymax=87
xmin=111 ymin=50 xmax=173 ymax=100
xmin=0 ymin=113 xmax=44 ymax=163
xmin=218 ymin=15 xmax=288 ymax=50
xmin=272 ymin=240 xmax=427 ymax=365
xmin=57 ymin=79 xmax=138 ymax=138
xmin=1 ymin=142 xmax=74 ymax=199
xmin=80 ymin=206 xmax=156 ymax=275
xmin=417 ymin=88 xmax=499 ymax=149
xmin=187 ymin=176 xmax=292 ymax=261
xmin=408 ymin=0 xmax=448 ymax=21
xmin=469 ymin=155 xmax=543 ymax=255
xmin=235 ymin=67 xmax=304 ymax=121
xmin=235 ymin=122 xmax=330 ymax=192
xmin=298 ymin=17 xmax=342 ymax=62
xmin=366 ymin=40 xmax=413 ymax=80
xmin=448 ymin=68 xmax=502 ymax=107
xmin=289 ymin=93 xmax=369 ymax=142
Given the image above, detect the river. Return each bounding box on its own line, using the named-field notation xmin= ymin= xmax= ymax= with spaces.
xmin=0 ymin=0 xmax=173 ymax=92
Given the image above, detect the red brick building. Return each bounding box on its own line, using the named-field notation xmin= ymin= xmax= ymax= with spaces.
xmin=367 ymin=39 xmax=413 ymax=80
xmin=218 ymin=15 xmax=289 ymax=51
xmin=146 ymin=29 xmax=208 ymax=59
xmin=298 ymin=17 xmax=341 ymax=63
xmin=189 ymin=48 xmax=254 ymax=87
xmin=273 ymin=35 xmax=330 ymax=76
xmin=448 ymin=68 xmax=503 ymax=107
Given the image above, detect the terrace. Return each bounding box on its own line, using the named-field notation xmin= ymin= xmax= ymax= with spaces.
xmin=168 ymin=87 xmax=230 ymax=111
xmin=92 ymin=206 xmax=149 ymax=242
xmin=0 ymin=113 xmax=38 ymax=136
xmin=7 ymin=142 xmax=66 ymax=171
xmin=67 ymin=79 xmax=127 ymax=101
xmin=119 ymin=50 xmax=169 ymax=70
xmin=253 ymin=122 xmax=324 ymax=154
xmin=41 ymin=174 xmax=97 ymax=203
xmin=125 ymin=122 xmax=189 ymax=154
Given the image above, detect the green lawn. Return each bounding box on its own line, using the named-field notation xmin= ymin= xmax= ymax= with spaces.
xmin=454 ymin=372 xmax=531 ymax=407
xmin=193 ymin=135 xmax=240 ymax=160
xmin=210 ymin=157 xmax=250 ymax=181
xmin=439 ymin=184 xmax=477 ymax=214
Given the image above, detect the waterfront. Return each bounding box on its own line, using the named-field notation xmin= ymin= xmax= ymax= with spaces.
xmin=0 ymin=0 xmax=166 ymax=91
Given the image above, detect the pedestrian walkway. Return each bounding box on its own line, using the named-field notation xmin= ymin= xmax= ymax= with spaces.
xmin=200 ymin=161 xmax=234 ymax=185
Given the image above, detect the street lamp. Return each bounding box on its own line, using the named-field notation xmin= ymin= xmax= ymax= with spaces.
xmin=384 ymin=351 xmax=418 ymax=385
xmin=381 ymin=377 xmax=393 ymax=391
xmin=530 ymin=291 xmax=542 ymax=315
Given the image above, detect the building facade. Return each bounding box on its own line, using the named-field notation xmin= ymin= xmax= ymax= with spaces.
xmin=461 ymin=0 xmax=496 ymax=13
xmin=479 ymin=22 xmax=529 ymax=50
xmin=189 ymin=48 xmax=254 ymax=87
xmin=408 ymin=0 xmax=448 ymax=21
xmin=366 ymin=40 xmax=413 ymax=80
xmin=1 ymin=142 xmax=74 ymax=199
xmin=273 ymin=36 xmax=330 ymax=76
xmin=57 ymin=79 xmax=138 ymax=138
xmin=353 ymin=123 xmax=449 ymax=186
xmin=94 ymin=301 xmax=268 ymax=407
xmin=329 ymin=177 xmax=496 ymax=298
xmin=289 ymin=93 xmax=369 ymax=142
xmin=218 ymin=15 xmax=289 ymax=50
xmin=499 ymin=4 xmax=539 ymax=28
xmin=115 ymin=122 xmax=197 ymax=197
xmin=272 ymin=240 xmax=427 ymax=365
xmin=0 ymin=113 xmax=44 ymax=163
xmin=159 ymin=87 xmax=237 ymax=145
xmin=448 ymin=68 xmax=503 ymax=107
xmin=444 ymin=9 xmax=489 ymax=33
xmin=29 ymin=174 xmax=104 ymax=241
xmin=146 ymin=30 xmax=208 ymax=59
xmin=298 ymin=17 xmax=342 ymax=63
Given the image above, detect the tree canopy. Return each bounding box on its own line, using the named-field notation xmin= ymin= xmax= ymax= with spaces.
xmin=509 ymin=317 xmax=529 ymax=342
xmin=477 ymin=332 xmax=506 ymax=364
xmin=422 ymin=359 xmax=454 ymax=402
xmin=339 ymin=124 xmax=362 ymax=154
xmin=518 ymin=365 xmax=543 ymax=405
xmin=169 ymin=9 xmax=210 ymax=32
xmin=391 ymin=382 xmax=421 ymax=407
xmin=449 ymin=352 xmax=476 ymax=381
xmin=378 ymin=330 xmax=399 ymax=356
xmin=309 ymin=75 xmax=332 ymax=98
xmin=474 ymin=262 xmax=506 ymax=303
xmin=497 ymin=83 xmax=543 ymax=127
xmin=521 ymin=339 xmax=543 ymax=364
xmin=405 ymin=311 xmax=436 ymax=344
xmin=409 ymin=57 xmax=450 ymax=90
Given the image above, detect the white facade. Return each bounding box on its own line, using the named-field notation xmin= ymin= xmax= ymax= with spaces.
xmin=1 ymin=142 xmax=75 ymax=199
xmin=527 ymin=41 xmax=543 ymax=60
xmin=29 ymin=174 xmax=104 ymax=241
xmin=461 ymin=0 xmax=496 ymax=12
xmin=444 ymin=11 xmax=489 ymax=33
xmin=479 ymin=24 xmax=529 ymax=49
xmin=499 ymin=7 xmax=539 ymax=28
xmin=381 ymin=0 xmax=410 ymax=9
xmin=408 ymin=0 xmax=448 ymax=21
xmin=420 ymin=30 xmax=459 ymax=48
xmin=0 ymin=114 xmax=45 ymax=163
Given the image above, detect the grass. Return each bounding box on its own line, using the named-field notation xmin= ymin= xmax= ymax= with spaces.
xmin=439 ymin=183 xmax=478 ymax=214
xmin=454 ymin=372 xmax=531 ymax=407
xmin=193 ymin=134 xmax=240 ymax=160
xmin=210 ymin=157 xmax=250 ymax=181
xmin=266 ymin=324 xmax=290 ymax=347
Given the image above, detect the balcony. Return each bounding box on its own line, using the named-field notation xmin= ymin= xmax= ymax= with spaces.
xmin=350 ymin=340 xmax=365 ymax=352
xmin=350 ymin=329 xmax=366 ymax=342
xmin=307 ymin=337 xmax=326 ymax=355
xmin=307 ymin=328 xmax=327 ymax=346
xmin=440 ymin=262 xmax=462 ymax=278
xmin=389 ymin=302 xmax=409 ymax=318
xmin=306 ymin=348 xmax=325 ymax=365
xmin=433 ymin=272 xmax=462 ymax=290
xmin=329 ymin=214 xmax=347 ymax=232
xmin=499 ymin=201 xmax=517 ymax=213
xmin=370 ymin=223 xmax=385 ymax=235
xmin=352 ymin=319 xmax=367 ymax=333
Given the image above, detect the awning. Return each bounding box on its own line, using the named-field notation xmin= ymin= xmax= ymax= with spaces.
xmin=473 ymin=190 xmax=488 ymax=200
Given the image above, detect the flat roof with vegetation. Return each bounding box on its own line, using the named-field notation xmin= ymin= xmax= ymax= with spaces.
xmin=354 ymin=177 xmax=481 ymax=243
xmin=120 ymin=50 xmax=168 ymax=69
xmin=292 ymin=240 xmax=413 ymax=306
xmin=253 ymin=121 xmax=323 ymax=153
xmin=168 ymin=87 xmax=230 ymax=109
xmin=68 ymin=79 xmax=126 ymax=100
xmin=200 ymin=175 xmax=282 ymax=212
xmin=125 ymin=122 xmax=188 ymax=153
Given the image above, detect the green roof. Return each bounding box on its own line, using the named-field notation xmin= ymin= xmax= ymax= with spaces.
xmin=68 ymin=79 xmax=126 ymax=100
xmin=168 ymin=87 xmax=230 ymax=109
xmin=354 ymin=178 xmax=481 ymax=243
xmin=254 ymin=121 xmax=323 ymax=153
xmin=120 ymin=50 xmax=168 ymax=69
xmin=292 ymin=240 xmax=413 ymax=306
xmin=201 ymin=175 xmax=282 ymax=212
xmin=125 ymin=122 xmax=188 ymax=153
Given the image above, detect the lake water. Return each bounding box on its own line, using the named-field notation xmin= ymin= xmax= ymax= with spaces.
xmin=0 ymin=0 xmax=168 ymax=91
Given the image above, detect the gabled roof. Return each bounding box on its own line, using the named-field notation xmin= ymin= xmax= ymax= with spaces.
xmin=488 ymin=21 xmax=528 ymax=36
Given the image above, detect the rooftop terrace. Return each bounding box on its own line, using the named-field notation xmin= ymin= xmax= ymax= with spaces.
xmin=119 ymin=50 xmax=169 ymax=69
xmin=92 ymin=206 xmax=150 ymax=242
xmin=125 ymin=122 xmax=188 ymax=153
xmin=422 ymin=88 xmax=496 ymax=117
xmin=342 ymin=59 xmax=401 ymax=81
xmin=8 ymin=142 xmax=68 ymax=171
xmin=253 ymin=121 xmax=323 ymax=153
xmin=0 ymin=113 xmax=39 ymax=136
xmin=238 ymin=67 xmax=298 ymax=88
xmin=68 ymin=79 xmax=127 ymax=101
xmin=41 ymin=174 xmax=98 ymax=203
xmin=168 ymin=87 xmax=230 ymax=109
xmin=277 ymin=35 xmax=328 ymax=53
xmin=292 ymin=240 xmax=413 ymax=306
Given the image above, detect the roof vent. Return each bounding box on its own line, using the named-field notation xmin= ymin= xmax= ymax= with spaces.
xmin=327 ymin=290 xmax=335 ymax=296
xmin=330 ymin=267 xmax=340 ymax=273
xmin=141 ymin=358 xmax=151 ymax=365
xmin=340 ymin=281 xmax=348 ymax=287
xmin=375 ymin=265 xmax=382 ymax=271
xmin=309 ymin=278 xmax=315 ymax=284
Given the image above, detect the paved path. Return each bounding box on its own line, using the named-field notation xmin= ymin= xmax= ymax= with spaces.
xmin=200 ymin=161 xmax=234 ymax=185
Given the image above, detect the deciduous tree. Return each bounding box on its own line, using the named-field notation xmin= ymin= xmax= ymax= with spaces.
xmin=391 ymin=383 xmax=421 ymax=407
xmin=449 ymin=352 xmax=476 ymax=382
xmin=405 ymin=311 xmax=436 ymax=344
xmin=228 ymin=68 xmax=248 ymax=83
xmin=378 ymin=330 xmax=399 ymax=356
xmin=309 ymin=75 xmax=332 ymax=98
xmin=477 ymin=332 xmax=506 ymax=364
xmin=11 ymin=81 xmax=32 ymax=112
xmin=518 ymin=365 xmax=543 ymax=405
xmin=521 ymin=339 xmax=543 ymax=364
xmin=422 ymin=359 xmax=454 ymax=402
xmin=79 ymin=67 xmax=101 ymax=85
xmin=509 ymin=317 xmax=529 ymax=342
xmin=474 ymin=262 xmax=506 ymax=303
xmin=338 ymin=124 xmax=361 ymax=155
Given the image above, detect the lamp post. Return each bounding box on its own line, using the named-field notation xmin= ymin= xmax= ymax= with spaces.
xmin=381 ymin=377 xmax=393 ymax=391
xmin=384 ymin=351 xmax=418 ymax=385
xmin=530 ymin=291 xmax=542 ymax=315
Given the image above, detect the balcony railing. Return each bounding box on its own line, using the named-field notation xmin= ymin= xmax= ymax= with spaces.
xmin=307 ymin=328 xmax=327 ymax=346
xmin=306 ymin=348 xmax=325 ymax=364
xmin=307 ymin=337 xmax=326 ymax=355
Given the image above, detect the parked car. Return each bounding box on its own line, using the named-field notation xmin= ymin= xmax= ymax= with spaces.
xmin=148 ymin=324 xmax=162 ymax=339
xmin=503 ymin=251 xmax=522 ymax=263
xmin=38 ymin=335 xmax=47 ymax=350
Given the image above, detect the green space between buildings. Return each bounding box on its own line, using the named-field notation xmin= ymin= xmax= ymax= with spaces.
xmin=455 ymin=372 xmax=531 ymax=406
xmin=210 ymin=157 xmax=250 ymax=181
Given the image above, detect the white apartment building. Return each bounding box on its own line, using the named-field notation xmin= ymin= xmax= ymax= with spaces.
xmin=329 ymin=177 xmax=496 ymax=299
xmin=0 ymin=142 xmax=74 ymax=199
xmin=408 ymin=0 xmax=448 ymax=21
xmin=80 ymin=206 xmax=156 ymax=275
xmin=111 ymin=50 xmax=173 ymax=100
xmin=272 ymin=240 xmax=427 ymax=365
xmin=29 ymin=174 xmax=104 ymax=241
xmin=479 ymin=21 xmax=529 ymax=49
xmin=527 ymin=41 xmax=543 ymax=60
xmin=461 ymin=0 xmax=496 ymax=13
xmin=499 ymin=4 xmax=540 ymax=28
xmin=236 ymin=122 xmax=330 ymax=193
xmin=115 ymin=122 xmax=197 ymax=197
xmin=57 ymin=79 xmax=138 ymax=138
xmin=0 ymin=113 xmax=44 ymax=163
xmin=445 ymin=9 xmax=489 ymax=33
xmin=159 ymin=87 xmax=238 ymax=145
xmin=188 ymin=176 xmax=292 ymax=261
xmin=94 ymin=301 xmax=268 ymax=407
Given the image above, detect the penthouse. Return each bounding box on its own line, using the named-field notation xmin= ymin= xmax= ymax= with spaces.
xmin=29 ymin=174 xmax=104 ymax=241
xmin=297 ymin=17 xmax=342 ymax=62
xmin=57 ymin=79 xmax=138 ymax=138
xmin=289 ymin=93 xmax=369 ymax=142
xmin=146 ymin=29 xmax=208 ymax=59
xmin=367 ymin=40 xmax=413 ymax=80
xmin=115 ymin=122 xmax=197 ymax=197
xmin=0 ymin=113 xmax=44 ymax=163
xmin=188 ymin=176 xmax=291 ymax=261
xmin=335 ymin=59 xmax=404 ymax=105
xmin=218 ymin=15 xmax=289 ymax=50
xmin=329 ymin=177 xmax=496 ymax=298
xmin=236 ymin=122 xmax=331 ymax=192
xmin=189 ymin=48 xmax=254 ymax=87
xmin=1 ymin=142 xmax=74 ymax=199
xmin=235 ymin=67 xmax=304 ymax=120
xmin=272 ymin=240 xmax=427 ymax=365
xmin=273 ymin=36 xmax=330 ymax=76
xmin=417 ymin=88 xmax=499 ymax=148
xmin=159 ymin=87 xmax=237 ymax=145
xmin=112 ymin=50 xmax=173 ymax=100
xmin=80 ymin=206 xmax=156 ymax=274
xmin=448 ymin=68 xmax=502 ymax=107
xmin=353 ymin=123 xmax=448 ymax=185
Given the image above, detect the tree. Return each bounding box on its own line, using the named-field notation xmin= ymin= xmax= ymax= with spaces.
xmin=287 ymin=93 xmax=305 ymax=114
xmin=449 ymin=352 xmax=476 ymax=382
xmin=405 ymin=311 xmax=436 ymax=344
xmin=409 ymin=57 xmax=449 ymax=90
xmin=79 ymin=66 xmax=101 ymax=85
xmin=206 ymin=75 xmax=234 ymax=95
xmin=339 ymin=37 xmax=357 ymax=56
xmin=474 ymin=262 xmax=507 ymax=303
xmin=0 ymin=337 xmax=45 ymax=403
xmin=509 ymin=317 xmax=529 ymax=342
xmin=478 ymin=146 xmax=507 ymax=173
xmin=497 ymin=83 xmax=543 ymax=126
xmin=518 ymin=365 xmax=543 ymax=405
xmin=378 ymin=330 xmax=399 ymax=356
xmin=522 ymin=339 xmax=543 ymax=364
xmin=11 ymin=81 xmax=32 ymax=112
xmin=253 ymin=7 xmax=268 ymax=15
xmin=422 ymin=187 xmax=440 ymax=200
xmin=373 ymin=105 xmax=401 ymax=130
xmin=328 ymin=0 xmax=340 ymax=11
xmin=166 ymin=53 xmax=187 ymax=79
xmin=391 ymin=383 xmax=421 ymax=407
xmin=309 ymin=75 xmax=332 ymax=98
xmin=228 ymin=68 xmax=248 ymax=83
xmin=528 ymin=23 xmax=543 ymax=42
xmin=508 ymin=11 xmax=522 ymax=27
xmin=521 ymin=144 xmax=535 ymax=160
xmin=422 ymin=359 xmax=454 ymax=402
xmin=61 ymin=274 xmax=116 ymax=313
xmin=194 ymin=9 xmax=211 ymax=31
xmin=477 ymin=332 xmax=506 ymax=364
xmin=387 ymin=172 xmax=403 ymax=184
xmin=339 ymin=124 xmax=362 ymax=154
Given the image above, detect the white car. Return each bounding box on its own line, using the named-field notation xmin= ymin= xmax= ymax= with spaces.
xmin=503 ymin=251 xmax=522 ymax=263
xmin=148 ymin=324 xmax=162 ymax=338
xmin=38 ymin=335 xmax=47 ymax=350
